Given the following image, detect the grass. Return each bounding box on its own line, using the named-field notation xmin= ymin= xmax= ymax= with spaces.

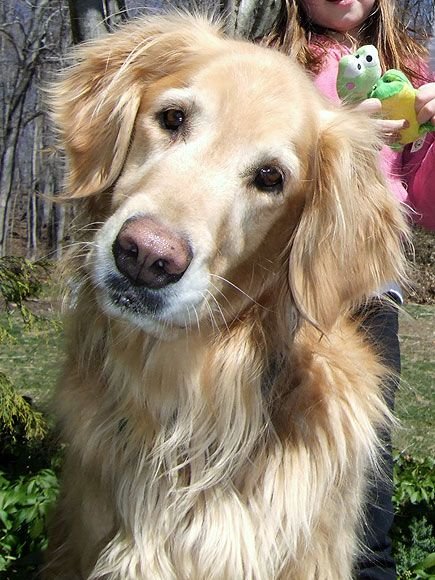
xmin=0 ymin=308 xmax=62 ymax=410
xmin=394 ymin=304 xmax=435 ymax=458
xmin=0 ymin=301 xmax=434 ymax=458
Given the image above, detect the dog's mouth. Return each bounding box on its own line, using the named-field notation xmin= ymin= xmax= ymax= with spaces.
xmin=96 ymin=271 xmax=207 ymax=336
xmin=105 ymin=274 xmax=167 ymax=316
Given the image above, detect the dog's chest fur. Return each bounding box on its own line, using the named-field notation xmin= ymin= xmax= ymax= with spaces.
xmin=56 ymin=315 xmax=382 ymax=580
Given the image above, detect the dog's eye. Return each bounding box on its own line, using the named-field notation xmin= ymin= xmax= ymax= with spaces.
xmin=254 ymin=166 xmax=284 ymax=193
xmin=160 ymin=109 xmax=185 ymax=131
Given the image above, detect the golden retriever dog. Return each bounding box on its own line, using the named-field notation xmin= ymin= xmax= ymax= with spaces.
xmin=46 ymin=13 xmax=408 ymax=580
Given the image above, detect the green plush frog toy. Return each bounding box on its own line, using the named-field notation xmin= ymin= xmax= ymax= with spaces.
xmin=337 ymin=45 xmax=435 ymax=150
xmin=337 ymin=45 xmax=382 ymax=103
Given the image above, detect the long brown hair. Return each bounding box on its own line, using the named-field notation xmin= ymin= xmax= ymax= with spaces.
xmin=264 ymin=0 xmax=429 ymax=85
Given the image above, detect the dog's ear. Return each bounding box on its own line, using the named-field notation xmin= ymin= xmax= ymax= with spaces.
xmin=288 ymin=110 xmax=408 ymax=330
xmin=51 ymin=15 xmax=223 ymax=198
xmin=51 ymin=45 xmax=142 ymax=198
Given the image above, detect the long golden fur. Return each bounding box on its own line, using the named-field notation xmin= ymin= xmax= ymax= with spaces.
xmin=46 ymin=13 xmax=408 ymax=579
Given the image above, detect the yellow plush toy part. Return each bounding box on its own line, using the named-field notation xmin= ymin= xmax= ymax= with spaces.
xmin=368 ymin=69 xmax=435 ymax=150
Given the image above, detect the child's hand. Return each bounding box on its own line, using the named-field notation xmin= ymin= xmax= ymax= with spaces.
xmin=415 ymin=83 xmax=435 ymax=126
xmin=355 ymin=98 xmax=406 ymax=142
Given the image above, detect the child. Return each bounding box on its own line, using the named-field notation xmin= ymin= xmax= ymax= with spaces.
xmin=264 ymin=1 xmax=435 ymax=578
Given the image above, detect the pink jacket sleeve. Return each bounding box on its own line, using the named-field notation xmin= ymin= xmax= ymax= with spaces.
xmin=401 ymin=134 xmax=435 ymax=230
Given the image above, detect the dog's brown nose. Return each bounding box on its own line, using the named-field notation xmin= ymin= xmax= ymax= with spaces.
xmin=113 ymin=216 xmax=192 ymax=289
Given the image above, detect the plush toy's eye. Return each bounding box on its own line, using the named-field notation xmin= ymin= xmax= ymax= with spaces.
xmin=160 ymin=109 xmax=185 ymax=131
xmin=366 ymin=55 xmax=373 ymax=63
xmin=254 ymin=166 xmax=284 ymax=193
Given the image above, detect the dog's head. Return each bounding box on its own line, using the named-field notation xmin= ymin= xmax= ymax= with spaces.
xmin=52 ymin=14 xmax=407 ymax=338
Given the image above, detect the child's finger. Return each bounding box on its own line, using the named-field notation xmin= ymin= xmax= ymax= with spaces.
xmin=354 ymin=98 xmax=382 ymax=115
xmin=376 ymin=119 xmax=406 ymax=144
xmin=416 ymin=101 xmax=435 ymax=125
xmin=415 ymin=83 xmax=435 ymax=125
xmin=378 ymin=119 xmax=406 ymax=133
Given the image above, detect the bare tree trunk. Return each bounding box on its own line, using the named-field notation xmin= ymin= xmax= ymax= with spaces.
xmin=52 ymin=203 xmax=66 ymax=259
xmin=0 ymin=104 xmax=23 ymax=256
xmin=223 ymin=0 xmax=281 ymax=39
xmin=27 ymin=192 xmax=38 ymax=260
xmin=28 ymin=112 xmax=43 ymax=259
xmin=399 ymin=0 xmax=435 ymax=35
xmin=68 ymin=0 xmax=128 ymax=42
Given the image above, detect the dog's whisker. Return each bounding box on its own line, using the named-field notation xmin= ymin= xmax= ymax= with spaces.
xmin=60 ymin=240 xmax=92 ymax=249
xmin=207 ymin=280 xmax=233 ymax=310
xmin=204 ymin=289 xmax=229 ymax=333
xmin=201 ymin=292 xmax=220 ymax=334
xmin=74 ymin=221 xmax=105 ymax=233
xmin=185 ymin=305 xmax=193 ymax=334
xmin=192 ymin=304 xmax=201 ymax=334
xmin=209 ymin=273 xmax=265 ymax=309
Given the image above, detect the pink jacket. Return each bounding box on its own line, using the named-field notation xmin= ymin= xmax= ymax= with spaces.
xmin=311 ymin=42 xmax=435 ymax=230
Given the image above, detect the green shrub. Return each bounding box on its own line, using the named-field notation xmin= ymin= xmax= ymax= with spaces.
xmin=394 ymin=455 xmax=435 ymax=508
xmin=393 ymin=454 xmax=435 ymax=579
xmin=0 ymin=373 xmax=47 ymax=446
xmin=0 ymin=468 xmax=59 ymax=574
xmin=0 ymin=257 xmax=50 ymax=305
xmin=0 ymin=257 xmax=52 ymax=333
xmin=395 ymin=517 xmax=435 ymax=579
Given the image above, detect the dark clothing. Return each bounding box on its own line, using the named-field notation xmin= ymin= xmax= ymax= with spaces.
xmin=356 ymin=298 xmax=401 ymax=580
